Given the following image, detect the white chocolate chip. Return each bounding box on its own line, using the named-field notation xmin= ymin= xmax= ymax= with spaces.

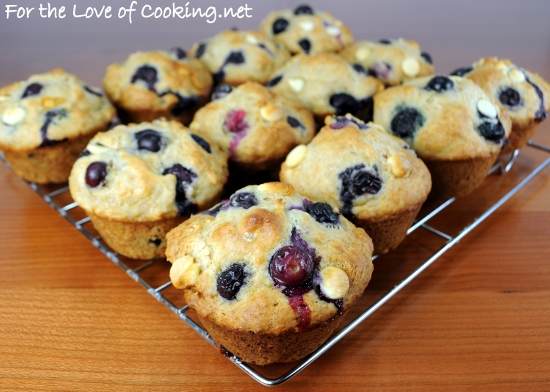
xmin=300 ymin=20 xmax=315 ymax=31
xmin=509 ymin=68 xmax=526 ymax=83
xmin=243 ymin=231 xmax=255 ymax=242
xmin=2 ymin=106 xmax=26 ymax=126
xmin=288 ymin=78 xmax=304 ymax=92
xmin=319 ymin=266 xmax=349 ymax=299
xmin=402 ymin=58 xmax=420 ymax=77
xmin=169 ymin=255 xmax=200 ymax=288
xmin=477 ymin=99 xmax=498 ymax=118
xmin=260 ymin=104 xmax=283 ymax=122
xmin=285 ymin=145 xmax=307 ymax=168
xmin=326 ymin=26 xmax=341 ymax=37
xmin=355 ymin=47 xmax=370 ymax=61
xmin=496 ymin=63 xmax=508 ymax=72
xmin=245 ymin=34 xmax=258 ymax=45
xmin=387 ymin=154 xmax=411 ymax=178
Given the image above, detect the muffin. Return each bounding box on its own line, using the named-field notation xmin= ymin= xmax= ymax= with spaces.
xmin=452 ymin=57 xmax=550 ymax=152
xmin=340 ymin=38 xmax=435 ymax=86
xmin=260 ymin=4 xmax=353 ymax=55
xmin=268 ymin=53 xmax=383 ymax=121
xmin=166 ymin=182 xmax=373 ymax=365
xmin=374 ymin=75 xmax=511 ymax=198
xmin=0 ymin=68 xmax=115 ymax=184
xmin=190 ymin=82 xmax=315 ymax=171
xmin=189 ymin=30 xmax=289 ymax=86
xmin=280 ymin=115 xmax=431 ymax=254
xmin=103 ymin=49 xmax=212 ymax=124
xmin=69 ymin=119 xmax=228 ymax=259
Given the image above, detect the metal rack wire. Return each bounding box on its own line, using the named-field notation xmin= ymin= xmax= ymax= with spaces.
xmin=2 ymin=140 xmax=550 ymax=386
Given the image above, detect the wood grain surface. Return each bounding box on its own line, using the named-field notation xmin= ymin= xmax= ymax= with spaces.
xmin=1 ymin=1 xmax=550 ymax=390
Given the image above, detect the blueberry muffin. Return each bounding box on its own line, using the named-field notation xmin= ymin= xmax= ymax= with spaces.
xmin=166 ymin=182 xmax=373 ymax=365
xmin=269 ymin=53 xmax=383 ymax=121
xmin=103 ymin=49 xmax=212 ymax=124
xmin=0 ymin=68 xmax=115 ymax=183
xmin=452 ymin=57 xmax=550 ymax=152
xmin=374 ymin=75 xmax=512 ymax=197
xmin=340 ymin=38 xmax=435 ymax=86
xmin=190 ymin=82 xmax=315 ymax=171
xmin=260 ymin=4 xmax=353 ymax=55
xmin=280 ymin=115 xmax=431 ymax=254
xmin=69 ymin=119 xmax=228 ymax=260
xmin=190 ymin=30 xmax=289 ymax=86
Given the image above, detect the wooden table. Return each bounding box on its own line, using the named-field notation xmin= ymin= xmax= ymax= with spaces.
xmin=1 ymin=1 xmax=550 ymax=390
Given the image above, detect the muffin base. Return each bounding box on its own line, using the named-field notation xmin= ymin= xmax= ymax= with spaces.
xmin=90 ymin=213 xmax=184 ymax=260
xmin=424 ymin=153 xmax=498 ymax=198
xmin=198 ymin=313 xmax=343 ymax=366
xmin=500 ymin=123 xmax=537 ymax=156
xmin=3 ymin=134 xmax=94 ymax=184
xmin=355 ymin=202 xmax=423 ymax=255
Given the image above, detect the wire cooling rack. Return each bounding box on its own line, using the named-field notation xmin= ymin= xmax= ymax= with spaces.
xmin=1 ymin=140 xmax=550 ymax=386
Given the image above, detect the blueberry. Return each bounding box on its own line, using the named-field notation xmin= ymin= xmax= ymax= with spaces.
xmin=84 ymin=86 xmax=102 ymax=97
xmin=421 ymin=51 xmax=433 ymax=64
xmin=213 ymin=70 xmax=226 ymax=85
xmin=40 ymin=109 xmax=68 ymax=147
xmin=298 ymin=38 xmax=312 ymax=54
xmin=217 ymin=263 xmax=248 ymax=300
xmin=352 ymin=63 xmax=367 ymax=74
xmin=171 ymin=94 xmax=199 ymax=116
xmin=360 ymin=97 xmax=374 ymax=122
xmin=135 ymin=129 xmax=162 ymax=152
xmin=478 ymin=120 xmax=505 ymax=143
xmin=211 ymin=84 xmax=233 ymax=100
xmin=21 ymin=83 xmax=43 ymax=98
xmin=330 ymin=115 xmax=369 ymax=130
xmin=305 ymin=202 xmax=339 ymax=225
xmin=294 ymin=4 xmax=314 ymax=15
xmin=85 ymin=161 xmax=107 ymax=188
xmin=131 ymin=65 xmax=158 ymax=91
xmin=162 ymin=164 xmax=198 ymax=216
xmin=499 ymin=87 xmax=521 ymax=107
xmin=450 ymin=66 xmax=473 ymax=77
xmin=191 ymin=133 xmax=211 ymax=153
xmin=330 ymin=93 xmax=359 ymax=115
xmin=425 ymin=76 xmax=454 ymax=93
xmin=525 ymin=75 xmax=547 ymax=122
xmin=79 ymin=149 xmax=91 ymax=158
xmin=287 ymin=116 xmax=304 ymax=129
xmin=379 ymin=39 xmax=392 ymax=44
xmin=170 ymin=47 xmax=187 ymax=59
xmin=149 ymin=237 xmax=162 ymax=247
xmin=272 ymin=18 xmax=289 ymax=35
xmin=390 ymin=107 xmax=425 ymax=139
xmin=266 ymin=75 xmax=283 ymax=87
xmin=269 ymin=245 xmax=315 ymax=287
xmin=225 ymin=51 xmax=245 ymax=65
xmin=339 ymin=164 xmax=382 ymax=216
xmin=195 ymin=42 xmax=207 ymax=58
xmin=229 ymin=192 xmax=257 ymax=209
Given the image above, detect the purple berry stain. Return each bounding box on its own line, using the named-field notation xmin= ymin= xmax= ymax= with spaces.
xmin=224 ymin=109 xmax=249 ymax=156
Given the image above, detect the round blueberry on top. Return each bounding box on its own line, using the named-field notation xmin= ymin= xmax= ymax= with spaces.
xmin=272 ymin=18 xmax=289 ymax=35
xmin=225 ymin=51 xmax=245 ymax=65
xmin=211 ymin=84 xmax=233 ymax=100
xmin=478 ymin=120 xmax=505 ymax=143
xmin=287 ymin=116 xmax=304 ymax=129
xmin=229 ymin=192 xmax=257 ymax=209
xmin=339 ymin=164 xmax=382 ymax=216
xmin=135 ymin=129 xmax=162 ymax=152
xmin=217 ymin=263 xmax=248 ymax=300
xmin=378 ymin=39 xmax=392 ymax=44
xmin=298 ymin=38 xmax=312 ymax=54
xmin=294 ymin=4 xmax=314 ymax=15
xmin=21 ymin=83 xmax=43 ymax=98
xmin=330 ymin=93 xmax=360 ymax=115
xmin=170 ymin=47 xmax=187 ymax=60
xmin=191 ymin=133 xmax=211 ymax=153
xmin=163 ymin=164 xmax=198 ymax=216
xmin=390 ymin=107 xmax=425 ymax=139
xmin=421 ymin=51 xmax=433 ymax=64
xmin=450 ymin=66 xmax=473 ymax=77
xmin=305 ymin=202 xmax=340 ymax=225
xmin=499 ymin=87 xmax=522 ymax=107
xmin=269 ymin=245 xmax=315 ymax=287
xmin=425 ymin=76 xmax=454 ymax=93
xmin=352 ymin=63 xmax=367 ymax=74
xmin=131 ymin=65 xmax=158 ymax=91
xmin=85 ymin=161 xmax=108 ymax=188
xmin=195 ymin=42 xmax=207 ymax=58
xmin=266 ymin=75 xmax=283 ymax=87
